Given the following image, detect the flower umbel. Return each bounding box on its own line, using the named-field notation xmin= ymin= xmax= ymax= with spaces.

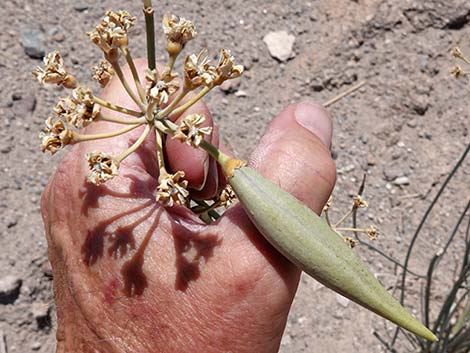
xmin=39 ymin=117 xmax=74 ymax=155
xmin=184 ymin=49 xmax=217 ymax=89
xmin=173 ymin=114 xmax=212 ymax=147
xmin=32 ymin=51 xmax=77 ymax=89
xmin=213 ymin=49 xmax=244 ymax=86
xmin=54 ymin=87 xmax=100 ymax=128
xmin=145 ymin=69 xmax=180 ymax=106
xmin=162 ymin=13 xmax=196 ymax=48
xmin=156 ymin=171 xmax=189 ymax=207
xmin=92 ymin=60 xmax=115 ymax=87
xmin=86 ymin=152 xmax=119 ymax=185
xmin=87 ymin=10 xmax=136 ymax=53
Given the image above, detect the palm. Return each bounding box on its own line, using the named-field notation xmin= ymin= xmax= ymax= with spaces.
xmin=42 ymin=61 xmax=335 ymax=353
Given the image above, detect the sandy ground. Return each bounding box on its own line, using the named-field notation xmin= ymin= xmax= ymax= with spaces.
xmin=1 ymin=0 xmax=469 ymax=352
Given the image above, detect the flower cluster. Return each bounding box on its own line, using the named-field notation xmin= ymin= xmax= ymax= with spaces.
xmin=32 ymin=51 xmax=77 ymax=88
xmin=92 ymin=60 xmax=115 ymax=87
xmin=54 ymin=87 xmax=100 ymax=128
xmin=183 ymin=49 xmax=244 ymax=89
xmin=173 ymin=114 xmax=212 ymax=147
xmin=39 ymin=117 xmax=74 ymax=155
xmin=34 ymin=7 xmax=243 ymax=217
xmin=86 ymin=152 xmax=119 ymax=185
xmin=87 ymin=10 xmax=136 ymax=54
xmin=145 ymin=69 xmax=179 ymax=106
xmin=156 ymin=171 xmax=189 ymax=207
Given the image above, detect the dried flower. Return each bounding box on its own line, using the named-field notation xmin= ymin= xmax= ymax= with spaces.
xmin=184 ymin=49 xmax=218 ymax=89
xmin=54 ymin=87 xmax=100 ymax=128
xmin=343 ymin=236 xmax=358 ymax=248
xmin=451 ymin=65 xmax=466 ymax=78
xmin=218 ymin=185 xmax=236 ymax=207
xmin=39 ymin=117 xmax=74 ymax=155
xmin=32 ymin=51 xmax=77 ymax=88
xmin=156 ymin=171 xmax=189 ymax=207
xmin=86 ymin=152 xmax=119 ymax=185
xmin=366 ymin=226 xmax=378 ymax=240
xmin=352 ymin=195 xmax=368 ymax=209
xmin=162 ymin=13 xmax=196 ymax=47
xmin=452 ymin=47 xmax=464 ymax=59
xmin=92 ymin=60 xmax=115 ymax=86
xmin=173 ymin=114 xmax=212 ymax=147
xmin=145 ymin=69 xmax=180 ymax=105
xmin=87 ymin=10 xmax=136 ymax=52
xmin=213 ymin=49 xmax=244 ymax=86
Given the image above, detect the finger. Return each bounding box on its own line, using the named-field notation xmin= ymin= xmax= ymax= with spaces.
xmin=164 ymin=102 xmax=219 ymax=195
xmin=249 ymin=101 xmax=336 ymax=214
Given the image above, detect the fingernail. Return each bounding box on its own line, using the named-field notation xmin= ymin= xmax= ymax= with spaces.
xmin=295 ymin=101 xmax=332 ymax=148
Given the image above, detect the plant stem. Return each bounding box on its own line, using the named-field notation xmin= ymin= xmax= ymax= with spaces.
xmin=334 ymin=208 xmax=354 ymax=228
xmin=169 ymin=87 xmax=211 ymax=118
xmin=323 ymin=81 xmax=366 ymax=108
xmin=157 ymin=89 xmax=189 ymax=118
xmin=74 ymin=124 xmax=142 ymax=142
xmin=100 ymin=113 xmax=146 ymax=125
xmin=122 ymin=46 xmax=146 ymax=102
xmin=143 ymin=0 xmax=156 ymax=70
xmin=110 ymin=59 xmax=147 ymax=112
xmin=117 ymin=124 xmax=151 ymax=162
xmin=94 ymin=96 xmax=144 ymax=117
xmin=155 ymin=128 xmax=166 ymax=175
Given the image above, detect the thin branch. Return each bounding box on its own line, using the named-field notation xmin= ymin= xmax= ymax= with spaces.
xmin=143 ymin=0 xmax=156 ymax=70
xmin=322 ymin=81 xmax=366 ymax=108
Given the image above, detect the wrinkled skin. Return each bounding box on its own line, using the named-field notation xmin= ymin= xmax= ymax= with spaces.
xmin=41 ymin=59 xmax=336 ymax=353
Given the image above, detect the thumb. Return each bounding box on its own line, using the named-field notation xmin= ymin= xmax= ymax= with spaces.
xmin=249 ymin=101 xmax=336 ymax=214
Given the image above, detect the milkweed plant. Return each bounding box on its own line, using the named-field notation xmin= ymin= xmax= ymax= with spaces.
xmin=32 ymin=0 xmax=438 ymax=343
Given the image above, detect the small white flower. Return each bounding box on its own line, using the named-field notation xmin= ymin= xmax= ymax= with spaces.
xmin=156 ymin=171 xmax=189 ymax=207
xmin=173 ymin=114 xmax=212 ymax=147
xmin=86 ymin=152 xmax=119 ymax=185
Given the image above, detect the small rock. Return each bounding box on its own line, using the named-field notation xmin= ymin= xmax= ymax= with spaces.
xmin=15 ymin=93 xmax=36 ymax=117
xmin=73 ymin=2 xmax=89 ymax=12
xmin=234 ymin=90 xmax=247 ymax=97
xmin=31 ymin=341 xmax=41 ymax=351
xmin=220 ymin=79 xmax=240 ymax=93
xmin=367 ymin=152 xmax=377 ymax=166
xmin=20 ymin=25 xmax=46 ymax=59
xmin=31 ymin=302 xmax=51 ymax=329
xmin=0 ymin=275 xmax=22 ymax=304
xmin=392 ymin=176 xmax=410 ymax=186
xmin=336 ymin=293 xmax=350 ymax=307
xmin=263 ymin=31 xmax=296 ymax=62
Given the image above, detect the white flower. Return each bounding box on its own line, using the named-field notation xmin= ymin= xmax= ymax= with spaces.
xmin=145 ymin=69 xmax=179 ymax=106
xmin=39 ymin=117 xmax=74 ymax=155
xmin=184 ymin=49 xmax=218 ymax=89
xmin=32 ymin=51 xmax=77 ymax=88
xmin=162 ymin=13 xmax=196 ymax=46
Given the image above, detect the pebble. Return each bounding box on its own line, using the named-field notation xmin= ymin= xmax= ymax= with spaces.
xmin=0 ymin=275 xmax=22 ymax=304
xmin=263 ymin=31 xmax=296 ymax=62
xmin=234 ymin=90 xmax=247 ymax=97
xmin=31 ymin=341 xmax=42 ymax=351
xmin=20 ymin=25 xmax=46 ymax=59
xmin=73 ymin=2 xmax=90 ymax=12
xmin=392 ymin=176 xmax=410 ymax=186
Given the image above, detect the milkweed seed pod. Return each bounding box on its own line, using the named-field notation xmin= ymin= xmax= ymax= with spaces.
xmin=227 ymin=165 xmax=437 ymax=342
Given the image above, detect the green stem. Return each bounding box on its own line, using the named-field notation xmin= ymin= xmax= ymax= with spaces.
xmin=143 ymin=0 xmax=156 ymax=70
xmin=122 ymin=46 xmax=146 ymax=102
xmin=117 ymin=124 xmax=151 ymax=162
xmin=74 ymin=124 xmax=142 ymax=142
xmin=94 ymin=96 xmax=144 ymax=117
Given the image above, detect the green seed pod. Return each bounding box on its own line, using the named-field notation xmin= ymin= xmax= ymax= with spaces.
xmin=228 ymin=165 xmax=437 ymax=342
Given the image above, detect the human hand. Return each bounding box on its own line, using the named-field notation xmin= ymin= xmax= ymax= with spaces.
xmin=41 ymin=60 xmax=336 ymax=353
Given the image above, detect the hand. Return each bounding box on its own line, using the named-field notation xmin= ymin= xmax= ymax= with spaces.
xmin=41 ymin=60 xmax=336 ymax=353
